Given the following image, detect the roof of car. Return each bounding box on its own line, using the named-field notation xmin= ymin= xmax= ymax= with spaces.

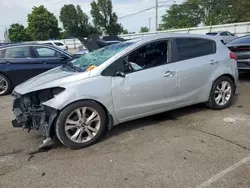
xmin=0 ymin=43 xmax=60 ymax=49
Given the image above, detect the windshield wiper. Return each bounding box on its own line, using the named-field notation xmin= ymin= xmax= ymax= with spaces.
xmin=62 ymin=62 xmax=82 ymax=72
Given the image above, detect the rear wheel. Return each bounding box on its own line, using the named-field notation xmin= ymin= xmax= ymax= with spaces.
xmin=0 ymin=74 xmax=12 ymax=96
xmin=55 ymin=100 xmax=107 ymax=149
xmin=206 ymin=76 xmax=235 ymax=110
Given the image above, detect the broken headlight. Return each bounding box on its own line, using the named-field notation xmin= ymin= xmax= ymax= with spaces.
xmin=30 ymin=87 xmax=65 ymax=105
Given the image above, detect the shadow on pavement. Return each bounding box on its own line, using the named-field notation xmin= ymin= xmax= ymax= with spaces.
xmin=103 ymin=103 xmax=208 ymax=141
xmin=239 ymin=73 xmax=250 ymax=81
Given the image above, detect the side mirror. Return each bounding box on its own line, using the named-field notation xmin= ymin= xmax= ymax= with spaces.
xmin=59 ymin=54 xmax=67 ymax=60
xmin=114 ymin=71 xmax=126 ymax=77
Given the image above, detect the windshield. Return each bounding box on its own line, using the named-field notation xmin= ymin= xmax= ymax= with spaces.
xmin=70 ymin=41 xmax=135 ymax=72
xmin=227 ymin=36 xmax=250 ymax=45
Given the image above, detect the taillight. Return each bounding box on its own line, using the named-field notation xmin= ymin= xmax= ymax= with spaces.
xmin=230 ymin=52 xmax=238 ymax=60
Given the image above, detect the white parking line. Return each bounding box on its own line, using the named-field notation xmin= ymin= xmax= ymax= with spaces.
xmin=196 ymin=157 xmax=250 ymax=188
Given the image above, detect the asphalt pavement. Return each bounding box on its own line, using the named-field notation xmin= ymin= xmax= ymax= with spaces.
xmin=0 ymin=75 xmax=250 ymax=188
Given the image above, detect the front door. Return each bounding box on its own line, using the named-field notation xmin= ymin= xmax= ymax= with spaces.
xmin=110 ymin=40 xmax=178 ymax=122
xmin=32 ymin=46 xmax=72 ymax=71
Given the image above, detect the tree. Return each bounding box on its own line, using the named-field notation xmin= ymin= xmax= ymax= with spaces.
xmin=8 ymin=23 xmax=31 ymax=42
xmin=90 ymin=0 xmax=123 ymax=35
xmin=160 ymin=0 xmax=203 ymax=30
xmin=200 ymin=0 xmax=250 ymax=25
xmin=60 ymin=4 xmax=100 ymax=38
xmin=230 ymin=0 xmax=250 ymax=23
xmin=140 ymin=27 xmax=149 ymax=33
xmin=159 ymin=0 xmax=250 ymax=30
xmin=60 ymin=30 xmax=70 ymax=39
xmin=27 ymin=5 xmax=60 ymax=40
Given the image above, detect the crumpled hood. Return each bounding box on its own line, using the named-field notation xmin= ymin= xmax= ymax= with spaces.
xmin=14 ymin=67 xmax=90 ymax=95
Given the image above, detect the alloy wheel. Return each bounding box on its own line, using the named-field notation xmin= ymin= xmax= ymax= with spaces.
xmin=64 ymin=107 xmax=101 ymax=143
xmin=0 ymin=76 xmax=8 ymax=95
xmin=214 ymin=81 xmax=232 ymax=106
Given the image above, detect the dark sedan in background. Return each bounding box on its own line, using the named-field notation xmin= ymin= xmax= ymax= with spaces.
xmin=0 ymin=43 xmax=81 ymax=96
xmin=227 ymin=35 xmax=250 ymax=73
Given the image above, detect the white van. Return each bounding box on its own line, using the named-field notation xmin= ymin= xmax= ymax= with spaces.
xmin=38 ymin=40 xmax=68 ymax=51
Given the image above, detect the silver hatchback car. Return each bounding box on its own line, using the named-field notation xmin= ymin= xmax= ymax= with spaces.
xmin=12 ymin=34 xmax=238 ymax=149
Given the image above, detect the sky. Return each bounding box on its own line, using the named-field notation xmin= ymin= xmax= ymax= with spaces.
xmin=0 ymin=0 xmax=184 ymax=40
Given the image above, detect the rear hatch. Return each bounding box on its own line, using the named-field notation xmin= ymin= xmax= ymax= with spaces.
xmin=227 ymin=44 xmax=250 ymax=69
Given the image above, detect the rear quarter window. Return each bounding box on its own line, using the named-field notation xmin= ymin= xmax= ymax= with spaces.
xmin=175 ymin=38 xmax=216 ymax=61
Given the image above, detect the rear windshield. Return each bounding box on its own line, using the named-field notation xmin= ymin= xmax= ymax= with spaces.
xmin=54 ymin=42 xmax=64 ymax=46
xmin=227 ymin=36 xmax=250 ymax=45
xmin=206 ymin=33 xmax=218 ymax=36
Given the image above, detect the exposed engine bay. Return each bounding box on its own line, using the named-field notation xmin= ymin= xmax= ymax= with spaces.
xmin=12 ymin=88 xmax=64 ymax=147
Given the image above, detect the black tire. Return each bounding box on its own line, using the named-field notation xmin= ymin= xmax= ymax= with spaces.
xmin=55 ymin=100 xmax=107 ymax=149
xmin=205 ymin=76 xmax=235 ymax=110
xmin=0 ymin=74 xmax=12 ymax=96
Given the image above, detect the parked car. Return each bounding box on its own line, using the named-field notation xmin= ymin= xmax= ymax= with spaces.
xmin=0 ymin=43 xmax=82 ymax=96
xmin=227 ymin=35 xmax=250 ymax=73
xmin=206 ymin=31 xmax=237 ymax=44
xmin=38 ymin=40 xmax=68 ymax=51
xmin=12 ymin=33 xmax=238 ymax=149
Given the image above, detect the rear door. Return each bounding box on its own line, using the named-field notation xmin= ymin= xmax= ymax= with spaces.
xmin=172 ymin=37 xmax=218 ymax=103
xmin=32 ymin=46 xmax=72 ymax=70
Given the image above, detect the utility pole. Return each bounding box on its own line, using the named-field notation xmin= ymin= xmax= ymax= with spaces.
xmin=155 ymin=0 xmax=158 ymax=31
xmin=149 ymin=18 xmax=151 ymax=32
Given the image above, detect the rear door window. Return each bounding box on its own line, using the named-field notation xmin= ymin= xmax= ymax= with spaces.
xmin=4 ymin=47 xmax=31 ymax=58
xmin=175 ymin=38 xmax=216 ymax=61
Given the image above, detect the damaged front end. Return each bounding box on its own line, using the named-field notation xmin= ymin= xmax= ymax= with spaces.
xmin=12 ymin=87 xmax=64 ymax=148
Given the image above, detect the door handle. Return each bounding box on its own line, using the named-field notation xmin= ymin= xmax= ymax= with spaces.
xmin=42 ymin=61 xmax=47 ymax=64
xmin=5 ymin=61 xmax=10 ymax=64
xmin=210 ymin=60 xmax=218 ymax=65
xmin=164 ymin=71 xmax=176 ymax=77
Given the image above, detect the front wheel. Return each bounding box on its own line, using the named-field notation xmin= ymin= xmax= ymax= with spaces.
xmin=55 ymin=100 xmax=107 ymax=149
xmin=0 ymin=74 xmax=12 ymax=96
xmin=205 ymin=76 xmax=235 ymax=110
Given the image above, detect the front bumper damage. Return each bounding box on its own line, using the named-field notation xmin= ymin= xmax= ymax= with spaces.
xmin=12 ymin=91 xmax=57 ymax=148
